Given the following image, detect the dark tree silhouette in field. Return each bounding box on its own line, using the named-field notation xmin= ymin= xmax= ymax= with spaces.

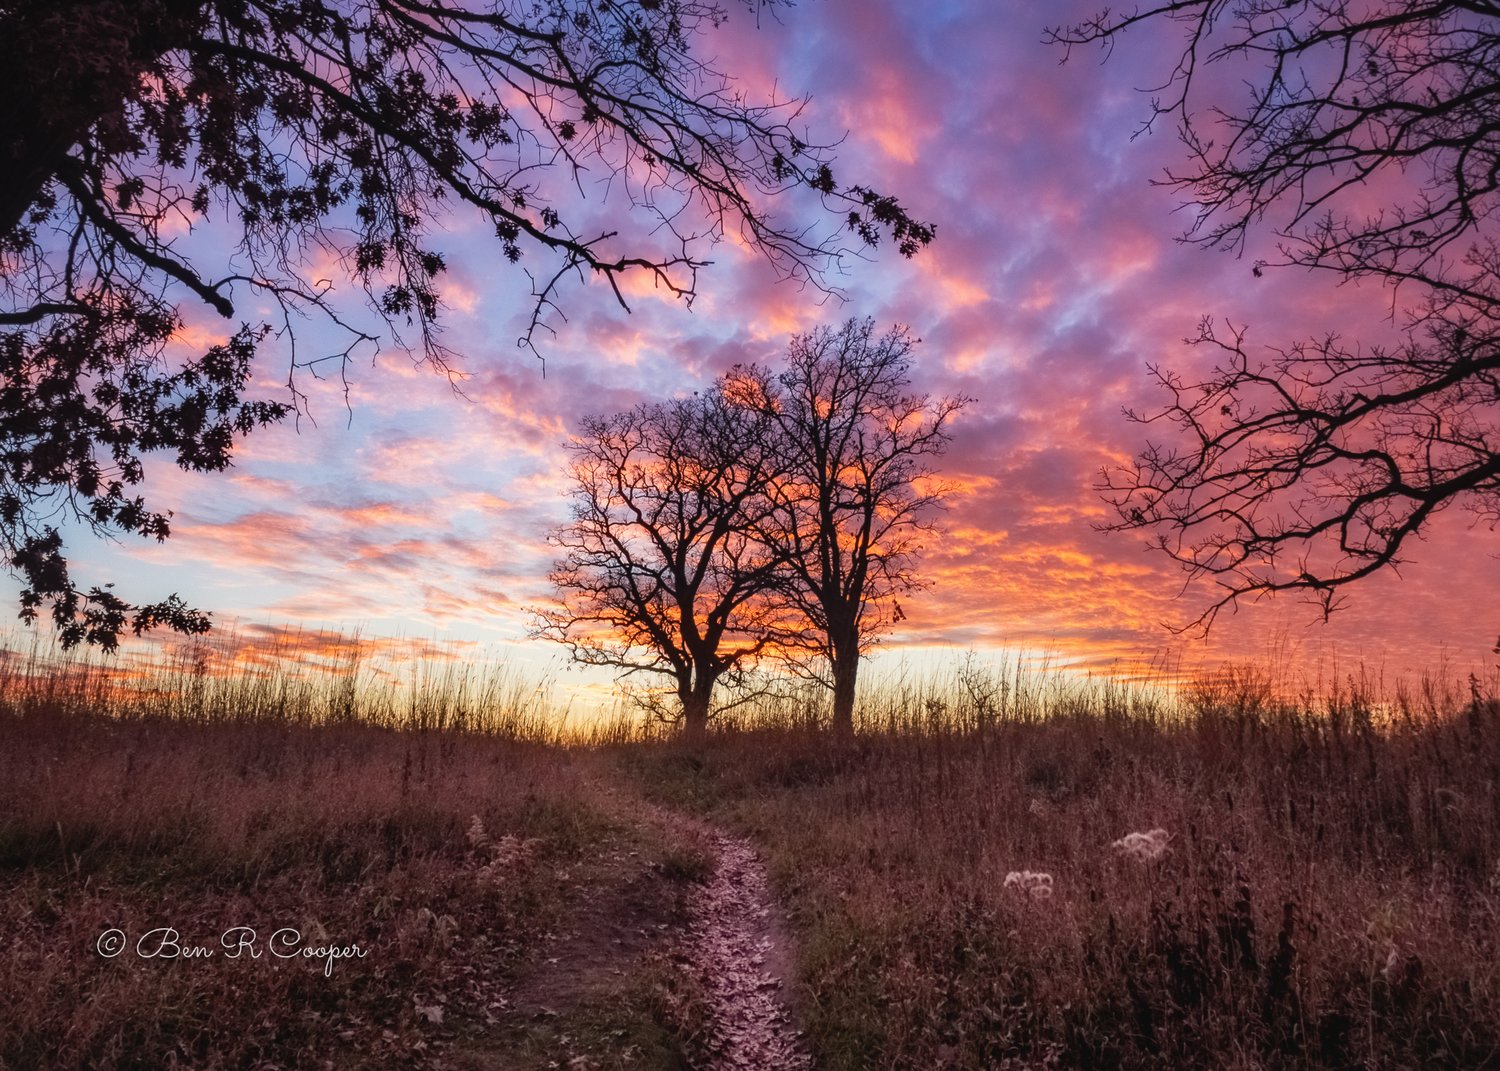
xmin=1050 ymin=2 xmax=1500 ymax=626
xmin=0 ymin=0 xmax=933 ymax=649
xmin=537 ymin=321 xmax=965 ymax=737
xmin=748 ymin=319 xmax=968 ymax=735
xmin=534 ymin=388 xmax=788 ymax=739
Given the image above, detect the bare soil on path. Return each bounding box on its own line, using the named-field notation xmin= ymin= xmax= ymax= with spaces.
xmin=448 ymin=777 xmax=810 ymax=1071
xmin=675 ymin=828 xmax=812 ymax=1071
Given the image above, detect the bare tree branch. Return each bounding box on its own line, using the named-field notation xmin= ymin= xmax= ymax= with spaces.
xmin=531 ymin=385 xmax=791 ymax=737
xmin=737 ymin=319 xmax=969 ymax=733
xmin=1050 ymin=2 xmax=1500 ymax=632
xmin=0 ymin=0 xmax=934 ymax=647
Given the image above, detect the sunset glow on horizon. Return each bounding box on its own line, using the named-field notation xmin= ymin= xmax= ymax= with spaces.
xmin=8 ymin=0 xmax=1495 ymax=708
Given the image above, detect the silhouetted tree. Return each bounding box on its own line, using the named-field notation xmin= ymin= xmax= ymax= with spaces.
xmin=1050 ymin=2 xmax=1500 ymax=626
xmin=1 ymin=0 xmax=933 ymax=648
xmin=744 ymin=319 xmax=968 ymax=735
xmin=534 ymin=386 xmax=788 ymax=739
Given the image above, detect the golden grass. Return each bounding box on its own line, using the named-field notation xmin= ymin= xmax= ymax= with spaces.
xmin=0 ymin=630 xmax=643 ymax=742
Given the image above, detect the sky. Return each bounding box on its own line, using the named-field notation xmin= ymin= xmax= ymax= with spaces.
xmin=12 ymin=0 xmax=1497 ymax=706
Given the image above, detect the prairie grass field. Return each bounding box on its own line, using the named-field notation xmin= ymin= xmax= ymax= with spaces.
xmin=2 ymin=645 xmax=1499 ymax=1069
xmin=639 ymin=674 xmax=1500 ymax=1070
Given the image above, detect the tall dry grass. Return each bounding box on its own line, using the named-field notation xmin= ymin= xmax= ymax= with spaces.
xmin=633 ymin=658 xmax=1500 ymax=1069
xmin=0 ymin=630 xmax=648 ymax=742
xmin=0 ymin=637 xmax=640 ymax=1070
xmin=7 ymin=631 xmax=1500 ymax=1069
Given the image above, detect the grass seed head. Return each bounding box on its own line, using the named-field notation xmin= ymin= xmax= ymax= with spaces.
xmin=1111 ymin=828 xmax=1172 ymax=862
xmin=1004 ymin=870 xmax=1055 ymax=899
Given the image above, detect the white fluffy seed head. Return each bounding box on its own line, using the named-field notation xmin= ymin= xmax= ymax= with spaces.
xmin=1003 ymin=870 xmax=1055 ymax=899
xmin=1111 ymin=828 xmax=1172 ymax=862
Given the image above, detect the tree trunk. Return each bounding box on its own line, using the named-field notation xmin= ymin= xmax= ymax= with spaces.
xmin=679 ymin=674 xmax=716 ymax=745
xmin=1 ymin=0 xmax=205 ymax=236
xmin=829 ymin=625 xmax=860 ymax=737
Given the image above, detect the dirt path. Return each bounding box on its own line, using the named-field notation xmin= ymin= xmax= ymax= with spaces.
xmin=675 ymin=826 xmax=812 ymax=1071
xmin=450 ymin=774 xmax=811 ymax=1070
xmin=447 ymin=822 xmax=690 ymax=1071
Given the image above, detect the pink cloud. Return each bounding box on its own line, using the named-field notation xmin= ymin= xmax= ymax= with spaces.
xmin=38 ymin=0 xmax=1490 ymax=694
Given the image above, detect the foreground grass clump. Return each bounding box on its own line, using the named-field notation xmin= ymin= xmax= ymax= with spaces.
xmin=0 ymin=708 xmax=622 ymax=1071
xmin=632 ymin=673 xmax=1500 ymax=1070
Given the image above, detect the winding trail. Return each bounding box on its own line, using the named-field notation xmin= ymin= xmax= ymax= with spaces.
xmin=679 ymin=828 xmax=813 ymax=1071
xmin=463 ymin=771 xmax=813 ymax=1070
